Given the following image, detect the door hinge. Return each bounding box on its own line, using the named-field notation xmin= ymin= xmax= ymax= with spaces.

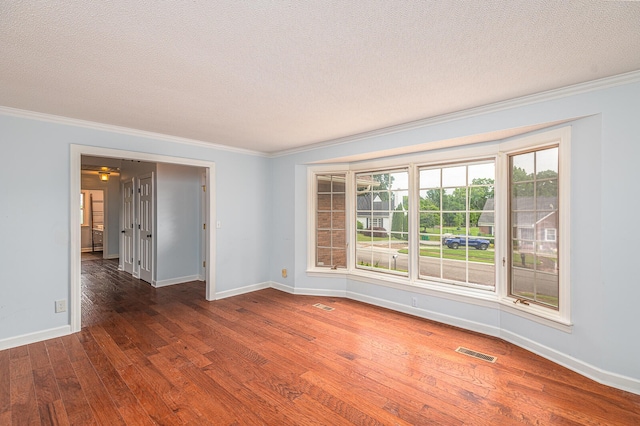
xmin=137 ymin=188 xmax=141 ymax=193
xmin=202 ymin=185 xmax=206 ymax=192
xmin=138 ymin=260 xmax=141 ymax=265
xmin=203 ymin=223 xmax=206 ymax=230
xmin=203 ymin=261 xmax=206 ymax=268
xmin=138 ymin=224 xmax=141 ymax=229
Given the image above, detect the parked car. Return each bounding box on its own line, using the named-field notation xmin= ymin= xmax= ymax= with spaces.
xmin=443 ymin=236 xmax=490 ymax=250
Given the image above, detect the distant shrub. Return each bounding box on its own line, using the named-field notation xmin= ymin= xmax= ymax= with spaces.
xmin=361 ymin=227 xmax=388 ymax=238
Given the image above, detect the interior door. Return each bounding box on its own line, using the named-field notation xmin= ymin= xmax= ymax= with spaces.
xmin=122 ymin=179 xmax=134 ymax=274
xmin=200 ymin=171 xmax=207 ymax=279
xmin=138 ymin=174 xmax=154 ymax=283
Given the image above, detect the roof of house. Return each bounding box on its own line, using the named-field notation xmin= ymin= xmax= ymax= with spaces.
xmin=478 ymin=197 xmax=557 ymax=227
xmin=357 ymin=193 xmax=392 ymax=218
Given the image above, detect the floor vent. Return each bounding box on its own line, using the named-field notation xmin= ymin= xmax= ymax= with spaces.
xmin=455 ymin=347 xmax=497 ymax=363
xmin=312 ymin=303 xmax=335 ymax=312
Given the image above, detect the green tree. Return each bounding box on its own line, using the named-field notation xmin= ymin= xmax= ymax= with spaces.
xmin=391 ymin=205 xmax=408 ymax=240
xmin=469 ymin=178 xmax=494 ymax=227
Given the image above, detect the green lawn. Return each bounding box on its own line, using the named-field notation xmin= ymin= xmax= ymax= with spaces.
xmin=421 ymin=227 xmax=492 ymax=237
xmin=398 ymin=246 xmax=495 ymax=264
xmin=357 ymin=233 xmax=407 ymax=242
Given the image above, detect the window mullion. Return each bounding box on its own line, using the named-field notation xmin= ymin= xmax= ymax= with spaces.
xmin=408 ymin=164 xmax=419 ymax=282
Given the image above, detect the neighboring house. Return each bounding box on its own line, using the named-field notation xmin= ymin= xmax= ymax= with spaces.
xmin=477 ymin=198 xmax=496 ymax=236
xmin=478 ymin=197 xmax=557 ymax=253
xmin=356 ymin=193 xmax=393 ymax=230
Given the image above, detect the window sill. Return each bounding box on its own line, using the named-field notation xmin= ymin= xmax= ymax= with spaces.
xmin=306 ymin=268 xmax=349 ymax=279
xmin=499 ymin=298 xmax=573 ymax=333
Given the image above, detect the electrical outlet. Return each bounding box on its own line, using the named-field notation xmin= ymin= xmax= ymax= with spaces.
xmin=282 ymin=268 xmax=287 ymax=278
xmin=411 ymin=297 xmax=417 ymax=307
xmin=55 ymin=299 xmax=67 ymax=313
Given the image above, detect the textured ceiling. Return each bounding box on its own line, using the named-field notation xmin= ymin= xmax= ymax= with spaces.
xmin=2 ymin=1 xmax=640 ymax=154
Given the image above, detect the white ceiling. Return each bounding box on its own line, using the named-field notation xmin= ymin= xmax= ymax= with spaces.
xmin=2 ymin=1 xmax=640 ymax=154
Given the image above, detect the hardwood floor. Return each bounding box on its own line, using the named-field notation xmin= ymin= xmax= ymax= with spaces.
xmin=2 ymin=259 xmax=639 ymax=425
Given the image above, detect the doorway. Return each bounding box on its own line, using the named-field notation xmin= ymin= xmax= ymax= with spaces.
xmin=80 ymin=189 xmax=105 ymax=255
xmin=71 ymin=145 xmax=216 ymax=333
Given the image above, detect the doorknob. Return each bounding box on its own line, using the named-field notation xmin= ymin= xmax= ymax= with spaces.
xmin=121 ymin=230 xmax=125 ymax=233
xmin=147 ymin=234 xmax=152 ymax=238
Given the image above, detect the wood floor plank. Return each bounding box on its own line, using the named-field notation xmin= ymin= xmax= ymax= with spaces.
xmin=75 ymin=330 xmax=154 ymax=426
xmin=0 ymin=349 xmax=11 ymax=421
xmin=32 ymin=366 xmax=67 ymax=426
xmin=10 ymin=350 xmax=40 ymax=426
xmin=45 ymin=338 xmax=97 ymax=425
xmin=5 ymin=259 xmax=640 ymax=424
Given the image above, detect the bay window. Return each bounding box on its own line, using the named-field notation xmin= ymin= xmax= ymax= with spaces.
xmin=308 ymin=126 xmax=570 ymax=326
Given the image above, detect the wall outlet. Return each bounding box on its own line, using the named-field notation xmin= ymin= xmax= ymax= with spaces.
xmin=411 ymin=297 xmax=417 ymax=307
xmin=55 ymin=299 xmax=67 ymax=313
xmin=282 ymin=268 xmax=287 ymax=278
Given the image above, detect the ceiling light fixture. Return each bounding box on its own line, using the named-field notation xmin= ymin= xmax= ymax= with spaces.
xmin=98 ymin=171 xmax=110 ymax=182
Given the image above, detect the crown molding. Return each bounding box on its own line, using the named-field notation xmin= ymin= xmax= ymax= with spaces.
xmin=0 ymin=106 xmax=267 ymax=158
xmin=269 ymin=70 xmax=640 ymax=158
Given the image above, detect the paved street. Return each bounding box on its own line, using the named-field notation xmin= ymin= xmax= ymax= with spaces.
xmin=355 ymin=242 xmax=558 ymax=301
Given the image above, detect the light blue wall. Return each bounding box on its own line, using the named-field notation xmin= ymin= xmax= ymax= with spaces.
xmin=269 ymin=80 xmax=640 ymax=385
xmin=0 ymin=114 xmax=271 ymax=341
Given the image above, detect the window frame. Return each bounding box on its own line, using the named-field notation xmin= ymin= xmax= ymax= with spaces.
xmin=415 ymin=158 xmax=497 ymax=291
xmin=307 ymin=166 xmax=351 ymax=275
xmin=306 ymin=126 xmax=571 ymax=330
xmin=497 ymin=127 xmax=571 ymax=326
xmin=354 ymin=168 xmax=410 ymax=277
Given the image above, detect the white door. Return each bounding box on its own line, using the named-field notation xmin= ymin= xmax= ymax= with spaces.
xmin=200 ymin=172 xmax=207 ymax=279
xmin=122 ymin=180 xmax=135 ymax=274
xmin=138 ymin=174 xmax=154 ymax=283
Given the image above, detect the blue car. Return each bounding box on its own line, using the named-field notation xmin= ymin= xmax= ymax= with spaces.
xmin=444 ymin=237 xmax=490 ymax=250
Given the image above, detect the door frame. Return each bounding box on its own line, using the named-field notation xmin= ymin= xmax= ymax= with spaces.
xmin=70 ymin=145 xmax=216 ymax=333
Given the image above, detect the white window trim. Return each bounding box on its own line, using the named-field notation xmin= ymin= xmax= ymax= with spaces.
xmin=306 ymin=127 xmax=572 ymax=331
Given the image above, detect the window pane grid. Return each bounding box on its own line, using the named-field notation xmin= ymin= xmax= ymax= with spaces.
xmin=418 ymin=161 xmax=495 ymax=289
xmin=355 ymin=170 xmax=409 ymax=276
xmin=509 ymin=147 xmax=559 ymax=308
xmin=316 ymin=174 xmax=346 ymax=268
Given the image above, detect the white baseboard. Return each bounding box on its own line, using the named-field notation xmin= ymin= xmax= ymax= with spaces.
xmin=0 ymin=325 xmax=71 ymax=351
xmin=104 ymin=253 xmax=119 ymax=260
xmin=270 ymin=281 xmax=347 ymax=297
xmin=346 ymin=290 xmax=501 ymax=337
xmin=153 ymin=275 xmax=202 ymax=288
xmin=215 ymin=281 xmax=272 ymax=300
xmin=500 ymin=330 xmax=640 ymax=396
